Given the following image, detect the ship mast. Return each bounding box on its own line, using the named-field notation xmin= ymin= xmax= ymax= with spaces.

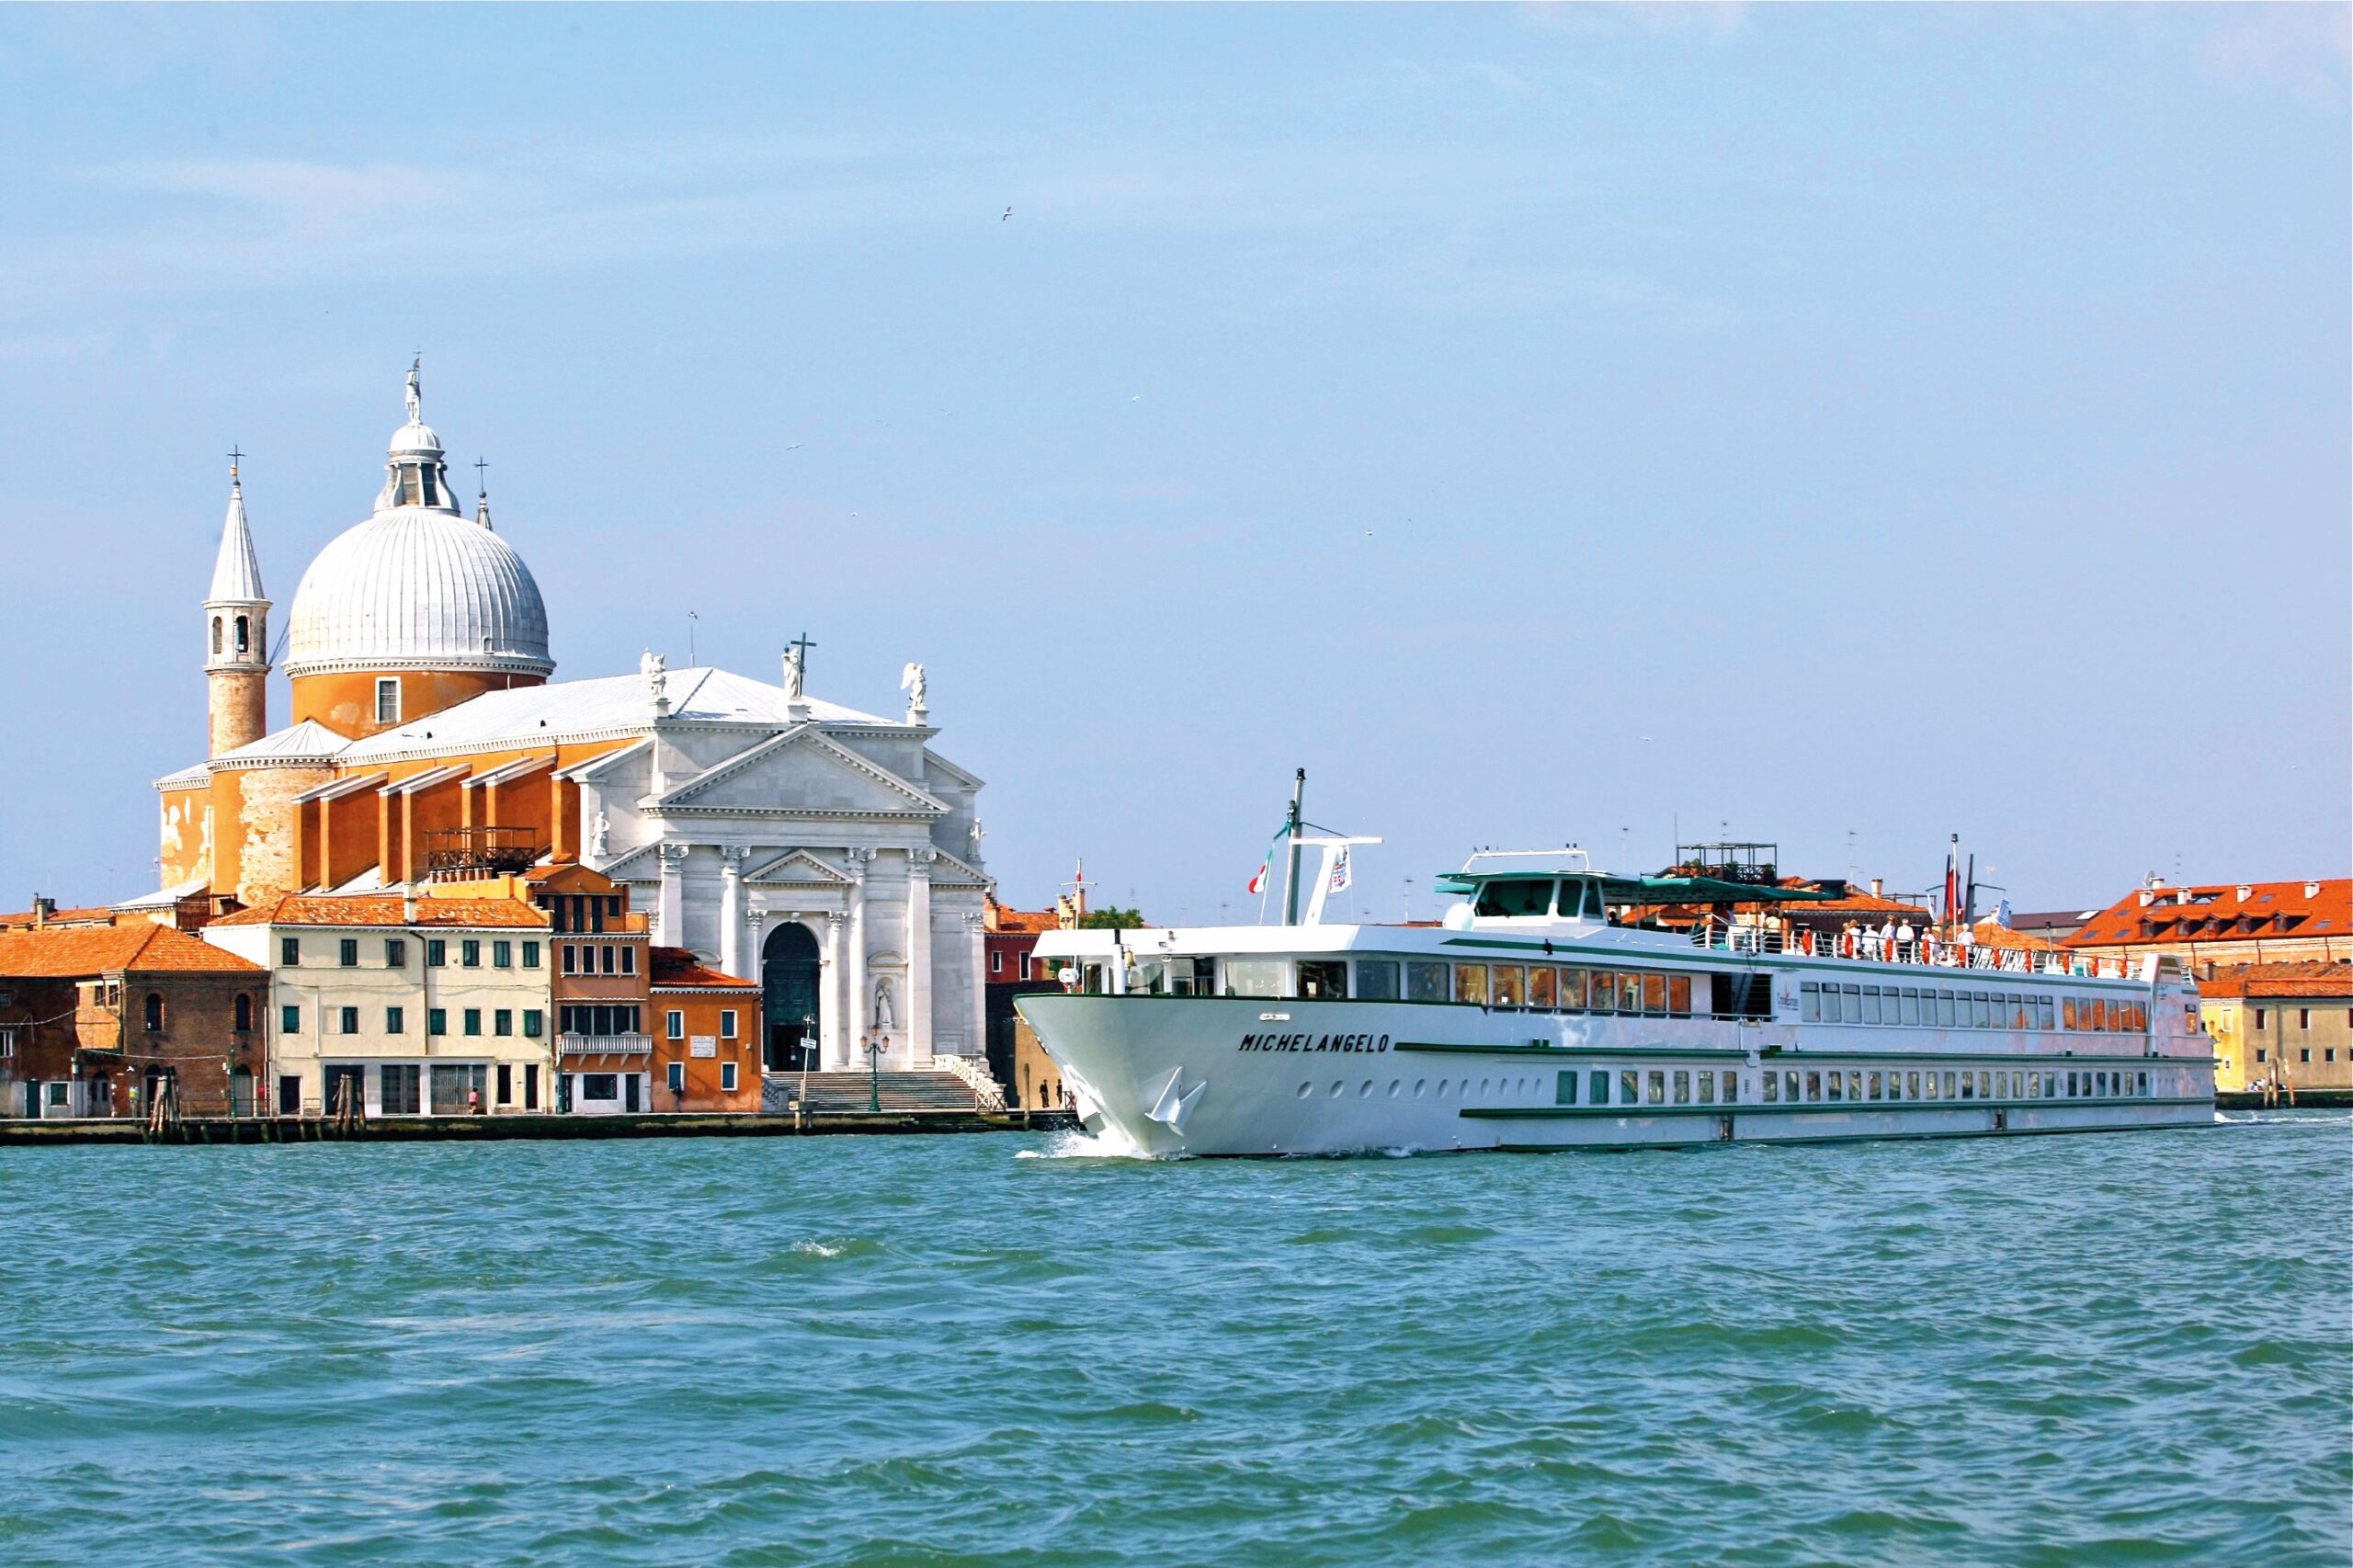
xmin=1280 ymin=767 xmax=1306 ymax=926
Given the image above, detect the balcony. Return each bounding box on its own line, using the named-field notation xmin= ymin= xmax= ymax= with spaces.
xmin=559 ymin=1032 xmax=651 ymax=1057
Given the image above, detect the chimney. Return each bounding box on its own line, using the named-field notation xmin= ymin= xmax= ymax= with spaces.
xmin=2305 ymin=881 xmax=2322 ymax=899
xmin=2235 ymin=885 xmax=2252 ymax=903
xmin=32 ymin=895 xmax=54 ymax=928
xmin=1870 ymin=878 xmax=1884 ymax=898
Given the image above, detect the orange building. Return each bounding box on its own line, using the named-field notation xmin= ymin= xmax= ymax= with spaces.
xmin=649 ymin=949 xmax=761 ymax=1113
xmin=2065 ymin=878 xmax=2350 ymax=971
xmin=544 ymin=866 xmax=654 ymax=1114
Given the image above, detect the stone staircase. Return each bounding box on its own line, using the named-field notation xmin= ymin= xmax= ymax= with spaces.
xmin=762 ymin=1070 xmax=998 ymax=1115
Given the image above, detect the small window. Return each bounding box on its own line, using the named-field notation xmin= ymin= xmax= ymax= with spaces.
xmin=1862 ymin=986 xmax=1882 ymax=1026
xmin=1556 ymin=1070 xmax=1580 ymax=1106
xmin=1299 ymin=960 xmax=1349 ymax=1000
xmin=990 ymin=949 xmax=1004 ymax=975
xmin=522 ymin=940 xmax=540 ymax=970
xmin=340 ymin=938 xmax=358 ymax=967
xmin=1560 ymin=969 xmax=1589 ymax=1010
xmin=1488 ymin=965 xmax=1524 ymax=1007
xmin=234 ymin=614 xmax=249 ymax=653
xmin=1357 ymin=960 xmax=1402 ymax=1001
xmin=667 ymin=1062 xmax=686 ymax=1092
xmin=281 ymin=1004 xmax=300 ymax=1033
xmin=722 ymin=1062 xmax=739 ymax=1092
xmin=462 ymin=940 xmax=482 ymax=968
xmin=1590 ymin=971 xmax=1619 ymax=1012
xmin=1763 ymin=1072 xmax=1780 ymax=1103
xmin=210 ymin=617 xmax=222 ymax=655
xmin=494 ymin=1009 xmax=513 ymax=1037
xmin=385 ymin=937 xmax=406 ymax=968
xmin=1453 ymin=965 xmax=1489 ymax=1006
xmin=143 ymin=993 xmax=164 ymax=1031
xmin=1801 ymin=983 xmax=1820 ymax=1022
xmin=600 ymin=945 xmax=616 ymax=976
xmin=463 ymin=1008 xmax=483 ymax=1036
xmin=281 ymin=937 xmax=301 ymax=966
xmin=562 ymin=945 xmax=577 ymax=975
xmin=620 ymin=946 xmax=636 ymax=976
xmin=1697 ymin=1071 xmax=1715 ymax=1105
xmin=1528 ymin=966 xmax=1557 ymax=1010
xmin=523 ymin=1010 xmax=543 ymax=1039
xmin=1645 ymin=1070 xmax=1665 ymax=1105
xmin=1666 ymin=975 xmax=1691 ymax=1017
xmin=338 ymin=1006 xmax=358 ymax=1035
xmin=1620 ymin=1068 xmax=1640 ymax=1105
xmin=667 ymin=1010 xmax=685 ymax=1040
xmin=233 ymin=993 xmax=252 ymax=1031
xmin=1826 ymin=1071 xmax=1842 ymax=1103
xmin=720 ymin=1009 xmax=738 ymax=1039
xmin=1472 ymin=879 xmax=1553 ymax=918
xmin=1588 ymin=1069 xmax=1608 ymax=1105
xmin=1941 ymin=1071 xmax=1958 ymax=1099
xmin=386 ymin=1006 xmax=404 ymax=1034
xmin=1643 ymin=974 xmax=1667 ymax=1016
xmin=428 ymin=1008 xmax=448 ymax=1036
xmin=375 ymin=677 xmax=401 ymax=725
xmin=493 ymin=940 xmax=513 ymax=969
xmin=1805 ymin=1070 xmax=1823 ymax=1101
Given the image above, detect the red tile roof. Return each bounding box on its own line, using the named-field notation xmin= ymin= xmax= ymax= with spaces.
xmin=984 ymin=901 xmax=1064 ymax=935
xmin=210 ymin=894 xmax=549 ymax=929
xmin=2064 ymin=880 xmax=2350 ymax=949
xmin=0 ymin=906 xmax=121 ymax=931
xmin=2196 ymin=961 xmax=2352 ymax=1000
xmin=649 ymin=948 xmax=756 ymax=990
xmin=0 ymin=923 xmax=264 ymax=977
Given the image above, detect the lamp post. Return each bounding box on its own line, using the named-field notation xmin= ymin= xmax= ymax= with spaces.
xmin=797 ymin=1011 xmax=814 ymax=1114
xmin=868 ymin=1029 xmax=888 ymax=1113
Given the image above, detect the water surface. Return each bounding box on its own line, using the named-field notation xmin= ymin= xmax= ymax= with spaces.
xmin=1 ymin=1115 xmax=2346 ymax=1564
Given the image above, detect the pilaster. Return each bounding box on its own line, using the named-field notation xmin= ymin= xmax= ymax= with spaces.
xmin=655 ymin=841 xmax=689 ymax=947
xmin=907 ymin=846 xmax=935 ymax=1065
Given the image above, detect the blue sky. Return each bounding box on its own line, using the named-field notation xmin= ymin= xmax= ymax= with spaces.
xmin=0 ymin=5 xmax=2345 ymax=920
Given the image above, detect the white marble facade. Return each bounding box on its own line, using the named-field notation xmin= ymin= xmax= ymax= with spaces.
xmin=564 ymin=673 xmax=989 ymax=1072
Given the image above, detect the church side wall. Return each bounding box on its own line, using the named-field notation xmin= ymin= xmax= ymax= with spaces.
xmin=160 ymin=785 xmax=213 ymax=892
xmin=233 ymin=765 xmax=336 ymax=903
xmin=291 ymin=669 xmax=545 ymax=742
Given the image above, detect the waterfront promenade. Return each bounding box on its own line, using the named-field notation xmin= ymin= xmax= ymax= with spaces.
xmin=0 ymin=1107 xmax=1073 ymax=1146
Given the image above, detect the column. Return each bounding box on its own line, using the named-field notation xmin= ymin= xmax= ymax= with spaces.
xmin=718 ymin=847 xmax=747 ymax=977
xmin=822 ymin=912 xmax=845 ymax=1066
xmin=907 ymin=846 xmax=934 ymax=1066
xmin=845 ymin=850 xmax=868 ymax=1071
xmin=655 ymin=842 xmax=688 ymax=947
xmin=966 ymin=908 xmax=988 ymax=1065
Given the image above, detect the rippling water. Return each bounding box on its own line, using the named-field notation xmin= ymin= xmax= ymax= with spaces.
xmin=0 ymin=1115 xmax=2346 ymax=1564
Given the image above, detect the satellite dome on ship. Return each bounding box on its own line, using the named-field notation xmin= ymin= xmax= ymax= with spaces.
xmin=282 ymin=364 xmax=553 ymax=681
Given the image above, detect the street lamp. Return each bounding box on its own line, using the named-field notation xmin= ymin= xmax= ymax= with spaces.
xmin=798 ymin=1011 xmax=814 ymax=1114
xmin=867 ymin=1029 xmax=888 ymax=1113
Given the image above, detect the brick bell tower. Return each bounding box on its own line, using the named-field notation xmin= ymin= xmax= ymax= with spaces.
xmin=204 ymin=453 xmax=271 ymax=756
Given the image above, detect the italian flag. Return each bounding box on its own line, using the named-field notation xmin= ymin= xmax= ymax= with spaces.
xmin=1247 ymin=826 xmax=1287 ymax=895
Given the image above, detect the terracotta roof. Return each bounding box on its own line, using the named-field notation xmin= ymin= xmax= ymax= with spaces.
xmin=0 ymin=923 xmax=264 ymax=977
xmin=0 ymin=906 xmax=120 ymax=931
xmin=210 ymin=894 xmax=548 ymax=929
xmin=649 ymin=948 xmax=756 ymax=990
xmin=1969 ymin=919 xmax=2063 ymax=953
xmin=987 ymin=906 xmax=1063 ymax=935
xmin=2196 ymin=961 xmax=2352 ymax=1001
xmin=2065 ymin=880 xmax=2350 ymax=949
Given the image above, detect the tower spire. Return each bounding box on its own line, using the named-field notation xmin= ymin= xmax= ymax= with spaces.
xmin=204 ymin=456 xmax=273 ymax=757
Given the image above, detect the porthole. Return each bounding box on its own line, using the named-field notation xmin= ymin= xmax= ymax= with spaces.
xmin=1438 ymin=1080 xmax=1451 ymax=1099
xmin=1358 ymin=1081 xmax=1372 ymax=1098
xmin=1479 ymin=1077 xmax=1491 ymax=1097
xmin=1296 ymin=1082 xmax=1313 ymax=1099
xmin=1414 ymin=1079 xmax=1427 ymax=1096
xmin=1387 ymin=1081 xmax=1401 ymax=1097
xmin=1329 ymin=1080 xmax=1345 ymax=1097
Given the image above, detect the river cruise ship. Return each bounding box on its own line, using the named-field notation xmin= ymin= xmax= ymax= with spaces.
xmin=1017 ymin=849 xmax=2216 ymax=1157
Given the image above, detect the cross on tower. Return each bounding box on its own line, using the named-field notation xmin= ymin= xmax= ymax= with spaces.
xmin=227 ymin=445 xmax=244 ymax=479
xmin=474 ymin=456 xmax=489 ymax=497
xmin=789 ymin=631 xmax=818 ymax=676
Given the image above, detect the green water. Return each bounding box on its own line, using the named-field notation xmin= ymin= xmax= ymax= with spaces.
xmin=0 ymin=1115 xmax=2345 ymax=1564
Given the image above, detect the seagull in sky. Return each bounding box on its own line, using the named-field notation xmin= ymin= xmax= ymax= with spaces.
xmin=1002 ymin=207 xmax=1013 ymax=221
xmin=784 ymin=443 xmax=804 ymax=452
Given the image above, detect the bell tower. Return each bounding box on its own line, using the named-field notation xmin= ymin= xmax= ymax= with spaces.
xmin=205 ymin=453 xmax=271 ymax=756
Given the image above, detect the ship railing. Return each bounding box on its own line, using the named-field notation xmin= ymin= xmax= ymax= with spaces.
xmin=1688 ymin=925 xmax=2127 ymax=979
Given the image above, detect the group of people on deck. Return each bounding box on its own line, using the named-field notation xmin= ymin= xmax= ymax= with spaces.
xmin=1699 ymin=911 xmax=1993 ymax=968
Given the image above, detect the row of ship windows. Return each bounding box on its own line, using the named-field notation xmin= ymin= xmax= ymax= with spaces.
xmin=1289 ymin=1065 xmax=2162 ymax=1108
xmin=1801 ymin=982 xmax=2146 ymax=1033
xmin=1191 ymin=957 xmax=1723 ymax=1015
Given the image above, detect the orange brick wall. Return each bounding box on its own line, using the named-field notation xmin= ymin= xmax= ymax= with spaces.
xmin=651 ymin=991 xmax=761 ymax=1112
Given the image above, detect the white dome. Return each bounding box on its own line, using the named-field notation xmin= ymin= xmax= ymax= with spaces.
xmin=284 ymin=366 xmax=556 ymax=681
xmin=284 ymin=507 xmax=553 ymax=679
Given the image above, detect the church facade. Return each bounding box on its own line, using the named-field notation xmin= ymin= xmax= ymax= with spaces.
xmin=143 ymin=367 xmax=991 ymax=1075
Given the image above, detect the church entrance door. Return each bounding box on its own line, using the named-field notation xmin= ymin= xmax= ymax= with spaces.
xmin=762 ymin=922 xmax=823 ymax=1074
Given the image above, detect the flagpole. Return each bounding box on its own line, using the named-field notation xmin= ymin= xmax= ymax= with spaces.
xmin=1280 ymin=768 xmax=1306 ymax=927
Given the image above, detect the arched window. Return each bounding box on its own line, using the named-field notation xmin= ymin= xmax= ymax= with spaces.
xmin=233 ymin=993 xmax=252 ymax=1031
xmin=143 ymin=993 xmax=164 ymax=1031
xmin=210 ymin=618 xmax=222 ymax=654
xmin=234 ymin=615 xmax=249 ymax=653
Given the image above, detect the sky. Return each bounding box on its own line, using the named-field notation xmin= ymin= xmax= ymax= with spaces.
xmin=0 ymin=4 xmax=2345 ymax=923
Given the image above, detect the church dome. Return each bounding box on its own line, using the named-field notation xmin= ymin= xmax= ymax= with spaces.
xmin=281 ymin=366 xmax=554 ymax=681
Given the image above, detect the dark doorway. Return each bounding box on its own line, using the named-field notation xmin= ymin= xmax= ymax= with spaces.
xmin=763 ymin=922 xmax=823 ymax=1073
xmin=623 ymin=1074 xmax=641 ymax=1114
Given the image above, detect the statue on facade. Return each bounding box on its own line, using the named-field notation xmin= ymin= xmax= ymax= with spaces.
xmin=780 ymin=644 xmax=804 ymax=703
xmin=588 ymin=811 xmax=610 ymax=858
xmin=642 ymin=648 xmax=668 ymax=711
xmin=900 ymin=661 xmax=927 ymax=720
xmin=872 ymin=975 xmax=896 ymax=1031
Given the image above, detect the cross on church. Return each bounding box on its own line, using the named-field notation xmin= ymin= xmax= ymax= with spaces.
xmin=789 ymin=631 xmax=818 ymax=676
xmin=227 ymin=445 xmax=244 ymax=478
xmin=474 ymin=456 xmax=489 ymax=496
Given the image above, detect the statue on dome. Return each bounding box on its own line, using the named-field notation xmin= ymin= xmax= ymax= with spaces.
xmin=404 ymin=357 xmax=421 ymax=425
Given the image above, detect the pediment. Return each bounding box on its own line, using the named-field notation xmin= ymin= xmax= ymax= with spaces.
xmin=745 ymin=849 xmax=851 ymax=888
xmin=654 ymin=726 xmax=947 ymax=817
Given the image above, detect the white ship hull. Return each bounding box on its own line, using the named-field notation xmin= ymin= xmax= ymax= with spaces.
xmin=1017 ymin=992 xmax=2215 ymax=1159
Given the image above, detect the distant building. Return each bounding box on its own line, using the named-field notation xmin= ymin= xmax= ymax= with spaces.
xmin=982 ymin=896 xmax=1068 ymax=1096
xmin=0 ymin=919 xmax=266 ymax=1118
xmin=2006 ymin=908 xmax=2100 ymax=945
xmin=650 ymin=949 xmax=761 ymax=1114
xmin=542 ymin=866 xmax=654 ymax=1113
xmin=2064 ymin=878 xmax=2349 ymax=971
xmin=204 ymin=891 xmax=553 ymax=1117
xmin=2198 ymin=962 xmax=2351 ymax=1096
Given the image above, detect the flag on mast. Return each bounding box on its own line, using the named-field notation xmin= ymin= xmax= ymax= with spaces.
xmin=1328 ymin=846 xmax=1353 ymax=894
xmin=1246 ymin=826 xmax=1287 ymax=895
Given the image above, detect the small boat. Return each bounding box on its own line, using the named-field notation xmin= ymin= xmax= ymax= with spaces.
xmin=1018 ymin=806 xmax=2216 ymax=1158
